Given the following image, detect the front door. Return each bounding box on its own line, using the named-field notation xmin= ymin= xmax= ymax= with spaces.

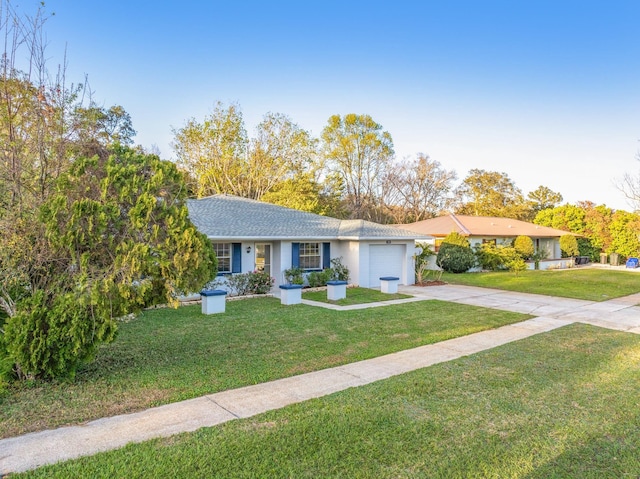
xmin=255 ymin=243 xmax=271 ymax=276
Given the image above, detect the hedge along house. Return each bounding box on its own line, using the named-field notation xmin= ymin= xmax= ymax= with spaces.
xmin=187 ymin=195 xmax=431 ymax=289
xmin=397 ymin=214 xmax=576 ymax=270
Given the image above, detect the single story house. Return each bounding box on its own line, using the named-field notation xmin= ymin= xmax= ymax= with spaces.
xmin=187 ymin=195 xmax=431 ymax=289
xmin=397 ymin=214 xmax=576 ymax=270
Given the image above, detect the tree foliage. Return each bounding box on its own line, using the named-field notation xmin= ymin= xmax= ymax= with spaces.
xmin=527 ymin=185 xmax=563 ymax=215
xmin=608 ymin=211 xmax=640 ymax=258
xmin=172 ymin=102 xmax=248 ymax=198
xmin=513 ymin=235 xmax=534 ymax=259
xmin=533 ymin=202 xmax=640 ymax=259
xmin=172 ymin=103 xmax=319 ymax=201
xmin=559 ymin=234 xmax=580 ymax=258
xmin=441 ymin=231 xmax=470 ymax=248
xmin=436 ymin=243 xmax=475 ymax=273
xmin=321 ymin=113 xmax=394 ymax=221
xmin=436 ymin=232 xmax=474 ymax=273
xmin=454 ymin=169 xmax=530 ymax=220
xmin=3 ymin=147 xmax=217 ymax=379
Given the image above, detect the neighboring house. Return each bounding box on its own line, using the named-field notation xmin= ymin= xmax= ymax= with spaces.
xmin=187 ymin=195 xmax=431 ymax=289
xmin=397 ymin=214 xmax=575 ymax=270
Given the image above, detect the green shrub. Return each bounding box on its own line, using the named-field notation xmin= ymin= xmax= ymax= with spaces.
xmin=475 ymin=243 xmax=504 ymax=271
xmin=436 ymin=243 xmax=475 ymax=273
xmin=504 ymin=251 xmax=528 ymax=275
xmin=560 ymin=234 xmax=580 ymax=258
xmin=284 ymin=267 xmax=305 ymax=285
xmin=225 ymin=274 xmax=250 ymax=295
xmin=475 ymin=243 xmax=527 ymax=272
xmin=513 ymin=235 xmax=534 ymax=259
xmin=226 ymin=271 xmax=274 ymax=295
xmin=307 ymin=269 xmax=332 ymax=287
xmin=329 ymin=257 xmax=350 ymax=282
xmin=441 ymin=231 xmax=470 ymax=248
xmin=577 ymin=237 xmax=600 ymax=262
xmin=0 ymin=332 xmax=13 ymax=394
xmin=246 ymin=271 xmax=274 ymax=294
xmin=4 ymin=290 xmax=117 ymax=380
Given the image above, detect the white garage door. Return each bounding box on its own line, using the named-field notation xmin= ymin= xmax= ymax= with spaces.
xmin=369 ymin=244 xmax=405 ymax=287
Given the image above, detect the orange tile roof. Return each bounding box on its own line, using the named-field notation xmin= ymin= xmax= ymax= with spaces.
xmin=396 ymin=214 xmax=573 ymax=238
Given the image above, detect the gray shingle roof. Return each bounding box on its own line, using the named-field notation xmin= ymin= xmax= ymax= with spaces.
xmin=187 ymin=195 xmax=429 ymax=240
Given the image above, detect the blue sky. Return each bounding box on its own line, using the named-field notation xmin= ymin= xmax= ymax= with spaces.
xmin=37 ymin=1 xmax=640 ymax=210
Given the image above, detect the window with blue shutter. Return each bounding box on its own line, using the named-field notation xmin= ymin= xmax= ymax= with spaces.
xmin=232 ymin=243 xmax=242 ymax=273
xmin=322 ymin=242 xmax=331 ymax=269
xmin=291 ymin=243 xmax=300 ymax=268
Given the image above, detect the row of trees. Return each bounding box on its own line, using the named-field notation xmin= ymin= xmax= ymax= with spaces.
xmin=534 ymin=202 xmax=640 ymax=260
xmin=172 ymin=103 xmax=568 ymax=224
xmin=172 ymin=103 xmax=640 ymax=259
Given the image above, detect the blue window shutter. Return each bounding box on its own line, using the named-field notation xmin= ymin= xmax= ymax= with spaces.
xmin=232 ymin=243 xmax=241 ymax=273
xmin=291 ymin=243 xmax=300 ymax=268
xmin=322 ymin=242 xmax=331 ymax=269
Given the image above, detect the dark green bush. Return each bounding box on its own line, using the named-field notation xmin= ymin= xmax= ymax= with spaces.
xmin=307 ymin=269 xmax=332 ymax=287
xmin=577 ymin=237 xmax=600 ymax=262
xmin=4 ymin=290 xmax=117 ymax=380
xmin=436 ymin=243 xmax=475 ymax=273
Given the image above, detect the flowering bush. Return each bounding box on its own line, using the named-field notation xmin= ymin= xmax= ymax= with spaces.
xmin=247 ymin=270 xmax=274 ymax=294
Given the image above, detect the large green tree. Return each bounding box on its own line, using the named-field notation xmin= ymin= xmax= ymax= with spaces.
xmin=172 ymin=104 xmax=320 ymax=201
xmin=321 ymin=113 xmax=394 ymax=221
xmin=2 ymin=147 xmax=216 ymax=379
xmin=172 ymin=102 xmax=248 ymax=198
xmin=454 ymin=169 xmax=530 ymax=220
xmin=527 ymin=185 xmax=563 ymax=216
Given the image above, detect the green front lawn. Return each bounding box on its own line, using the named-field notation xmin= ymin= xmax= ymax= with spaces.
xmin=1 ymin=298 xmax=529 ymax=438
xmin=302 ymin=286 xmax=411 ymax=305
xmin=19 ymin=324 xmax=640 ymax=478
xmin=442 ymin=269 xmax=640 ymax=301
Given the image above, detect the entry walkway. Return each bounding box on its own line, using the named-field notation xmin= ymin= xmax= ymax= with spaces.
xmin=2 ymin=285 xmax=640 ymax=475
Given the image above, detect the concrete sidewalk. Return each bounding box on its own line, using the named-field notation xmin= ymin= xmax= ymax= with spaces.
xmin=2 ymin=284 xmax=640 ymax=475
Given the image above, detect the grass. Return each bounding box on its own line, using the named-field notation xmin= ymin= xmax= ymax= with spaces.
xmin=441 ymin=268 xmax=640 ymax=301
xmin=17 ymin=323 xmax=640 ymax=478
xmin=302 ymin=286 xmax=411 ymax=305
xmin=0 ymin=298 xmax=529 ymax=438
